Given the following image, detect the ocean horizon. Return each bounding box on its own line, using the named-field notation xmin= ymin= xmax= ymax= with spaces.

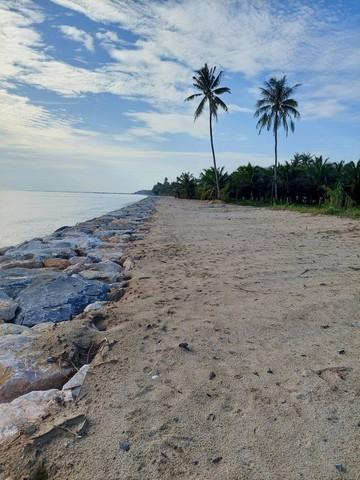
xmin=0 ymin=190 xmax=146 ymax=249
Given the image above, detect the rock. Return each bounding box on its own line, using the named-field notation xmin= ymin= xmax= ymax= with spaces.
xmin=351 ymin=321 xmax=360 ymax=328
xmin=90 ymin=247 xmax=124 ymax=263
xmin=0 ymin=324 xmax=31 ymax=336
xmin=119 ymin=441 xmax=130 ymax=452
xmin=209 ymin=372 xmax=216 ymax=380
xmin=79 ymin=261 xmax=124 ymax=283
xmin=15 ymin=275 xmax=109 ymax=326
xmin=0 ymin=259 xmax=44 ymax=270
xmin=122 ymin=256 xmax=135 ymax=271
xmin=0 ymin=334 xmax=72 ymax=402
xmin=43 ymin=258 xmax=71 ymax=269
xmin=0 ymin=389 xmax=64 ymax=442
xmin=84 ymin=301 xmax=106 ymax=313
xmin=4 ymin=239 xmax=75 ymax=262
xmin=179 ymin=342 xmax=191 ymax=352
xmin=0 ymin=291 xmax=18 ymax=321
xmin=107 ymin=287 xmax=125 ymax=302
xmin=64 ymin=257 xmax=94 ymax=275
xmin=62 ymin=364 xmax=90 ymax=400
xmin=0 ymin=268 xmax=59 ymax=298
xmin=335 ymin=464 xmax=346 ymax=473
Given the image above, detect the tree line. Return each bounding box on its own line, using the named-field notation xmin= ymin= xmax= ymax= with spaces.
xmin=152 ymin=155 xmax=360 ymax=208
xmin=152 ymin=63 xmax=358 ymax=209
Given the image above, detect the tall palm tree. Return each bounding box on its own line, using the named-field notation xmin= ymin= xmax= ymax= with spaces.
xmin=254 ymin=76 xmax=301 ymax=202
xmin=185 ymin=63 xmax=231 ymax=199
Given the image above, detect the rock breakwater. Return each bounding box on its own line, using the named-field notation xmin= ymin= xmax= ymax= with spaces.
xmin=0 ymin=196 xmax=156 ymax=442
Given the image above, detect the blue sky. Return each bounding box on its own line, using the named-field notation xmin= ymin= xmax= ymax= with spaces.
xmin=1 ymin=0 xmax=359 ymax=192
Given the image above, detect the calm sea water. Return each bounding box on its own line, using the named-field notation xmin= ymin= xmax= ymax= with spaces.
xmin=0 ymin=190 xmax=146 ymax=249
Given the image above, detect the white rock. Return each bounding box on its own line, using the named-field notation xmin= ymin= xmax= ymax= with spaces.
xmin=62 ymin=364 xmax=90 ymax=399
xmin=84 ymin=301 xmax=106 ymax=313
xmin=0 ymin=389 xmax=64 ymax=441
xmin=0 ymin=324 xmax=31 ymax=336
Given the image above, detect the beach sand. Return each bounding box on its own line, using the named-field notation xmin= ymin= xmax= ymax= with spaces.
xmin=4 ymin=197 xmax=360 ymax=479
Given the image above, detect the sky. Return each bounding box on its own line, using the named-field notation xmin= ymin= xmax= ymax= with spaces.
xmin=0 ymin=0 xmax=359 ymax=193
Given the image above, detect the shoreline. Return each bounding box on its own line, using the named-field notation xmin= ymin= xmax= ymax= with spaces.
xmin=0 ymin=196 xmax=157 ymax=442
xmin=0 ymin=191 xmax=148 ymax=250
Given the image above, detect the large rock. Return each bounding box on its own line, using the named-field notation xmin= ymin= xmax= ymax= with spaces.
xmin=15 ymin=275 xmax=109 ymax=326
xmin=0 ymin=259 xmax=44 ymax=270
xmin=47 ymin=233 xmax=103 ymax=252
xmin=0 ymin=290 xmax=18 ymax=321
xmin=0 ymin=389 xmax=64 ymax=441
xmin=4 ymin=239 xmax=76 ymax=262
xmin=79 ymin=260 xmax=124 ymax=283
xmin=0 ymin=268 xmax=59 ymax=298
xmin=43 ymin=258 xmax=70 ymax=269
xmin=0 ymin=324 xmax=30 ymax=336
xmin=0 ymin=334 xmax=71 ymax=403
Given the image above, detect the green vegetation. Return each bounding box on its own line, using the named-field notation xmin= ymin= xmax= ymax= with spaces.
xmin=153 ymin=64 xmax=359 ymax=218
xmin=152 ymin=155 xmax=360 ymax=217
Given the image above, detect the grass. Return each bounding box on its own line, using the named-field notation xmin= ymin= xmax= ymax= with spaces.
xmin=229 ymin=200 xmax=360 ymax=219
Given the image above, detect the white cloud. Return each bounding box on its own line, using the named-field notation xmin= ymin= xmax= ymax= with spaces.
xmin=59 ymin=25 xmax=94 ymax=51
xmin=125 ymin=111 xmax=208 ymax=139
xmin=228 ymin=104 xmax=253 ymax=114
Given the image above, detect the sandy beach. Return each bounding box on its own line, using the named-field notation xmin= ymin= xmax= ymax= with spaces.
xmin=3 ymin=197 xmax=360 ymax=479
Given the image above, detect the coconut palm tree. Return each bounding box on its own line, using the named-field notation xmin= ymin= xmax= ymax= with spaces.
xmin=198 ymin=167 xmax=228 ymax=199
xmin=185 ymin=63 xmax=231 ymax=199
xmin=255 ymin=76 xmax=301 ymax=202
xmin=176 ymin=172 xmax=197 ymax=199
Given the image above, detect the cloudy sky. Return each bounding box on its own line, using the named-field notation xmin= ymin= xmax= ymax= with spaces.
xmin=1 ymin=0 xmax=359 ymax=192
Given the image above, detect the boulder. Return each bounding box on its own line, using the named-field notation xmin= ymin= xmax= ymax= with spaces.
xmin=89 ymin=247 xmax=124 ymax=263
xmin=0 ymin=268 xmax=59 ymax=298
xmin=79 ymin=261 xmax=124 ymax=283
xmin=43 ymin=258 xmax=70 ymax=269
xmin=0 ymin=334 xmax=72 ymax=403
xmin=15 ymin=275 xmax=109 ymax=326
xmin=0 ymin=389 xmax=64 ymax=441
xmin=4 ymin=239 xmax=76 ymax=262
xmin=0 ymin=290 xmax=18 ymax=321
xmin=0 ymin=324 xmax=30 ymax=336
xmin=0 ymin=259 xmax=44 ymax=270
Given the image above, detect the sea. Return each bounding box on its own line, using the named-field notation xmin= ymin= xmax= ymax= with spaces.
xmin=0 ymin=190 xmax=146 ymax=249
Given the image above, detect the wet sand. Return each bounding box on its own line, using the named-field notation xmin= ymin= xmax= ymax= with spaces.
xmin=4 ymin=197 xmax=360 ymax=479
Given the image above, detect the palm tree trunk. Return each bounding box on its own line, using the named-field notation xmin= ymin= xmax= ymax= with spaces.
xmin=209 ymin=111 xmax=220 ymax=199
xmin=273 ymin=119 xmax=278 ymax=203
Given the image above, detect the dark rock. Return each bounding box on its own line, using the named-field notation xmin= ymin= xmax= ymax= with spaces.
xmin=209 ymin=371 xmax=216 ymax=380
xmin=267 ymin=368 xmax=274 ymax=374
xmin=119 ymin=441 xmax=130 ymax=452
xmin=335 ymin=464 xmax=345 ymax=473
xmin=179 ymin=342 xmax=191 ymax=351
xmin=0 ymin=268 xmax=59 ymax=298
xmin=15 ymin=275 xmax=109 ymax=326
xmin=212 ymin=456 xmax=223 ymax=464
xmin=338 ymin=349 xmax=345 ymax=355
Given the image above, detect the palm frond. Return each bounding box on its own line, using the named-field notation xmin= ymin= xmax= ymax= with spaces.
xmin=214 ymin=95 xmax=229 ymax=112
xmin=213 ymin=87 xmax=231 ymax=95
xmin=185 ymin=93 xmax=203 ymax=102
xmin=194 ymin=96 xmax=207 ymax=120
